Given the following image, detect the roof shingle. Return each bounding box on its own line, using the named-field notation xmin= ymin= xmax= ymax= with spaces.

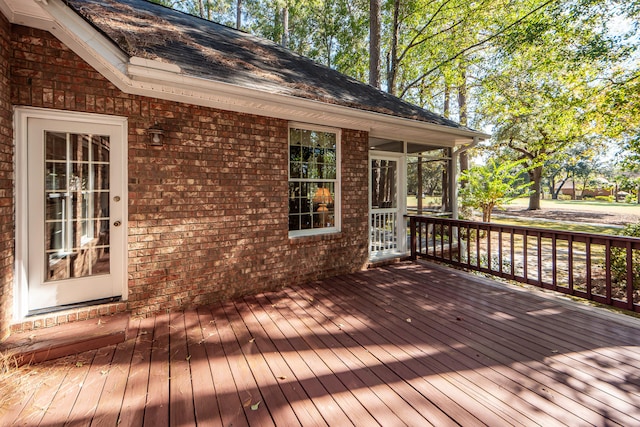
xmin=65 ymin=0 xmax=470 ymax=130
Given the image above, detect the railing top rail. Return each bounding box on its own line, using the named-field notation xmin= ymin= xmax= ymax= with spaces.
xmin=406 ymin=214 xmax=640 ymax=245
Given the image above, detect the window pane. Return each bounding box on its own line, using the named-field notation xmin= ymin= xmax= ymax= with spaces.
xmin=99 ymin=137 xmax=110 ymax=162
xmin=44 ymin=132 xmax=111 ymax=282
xmin=288 ymin=127 xmax=338 ymax=233
xmin=46 ymin=162 xmax=67 ymax=191
xmin=45 ymin=132 xmax=67 ymax=161
xmin=290 ymin=128 xmax=301 ymax=146
xmin=97 ymin=163 xmax=109 ymax=190
xmin=301 ymin=129 xmax=311 ymax=146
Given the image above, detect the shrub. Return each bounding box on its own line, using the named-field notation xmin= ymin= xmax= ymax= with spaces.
xmin=595 ymin=195 xmax=614 ymax=202
xmin=610 ymin=223 xmax=640 ymax=290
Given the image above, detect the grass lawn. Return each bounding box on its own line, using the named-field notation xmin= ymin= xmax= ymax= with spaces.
xmin=506 ymin=198 xmax=640 ymax=215
xmin=491 ymin=216 xmax=622 ymax=236
xmin=493 ymin=198 xmax=639 ymax=235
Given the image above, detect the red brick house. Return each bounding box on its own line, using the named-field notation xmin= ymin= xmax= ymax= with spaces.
xmin=0 ymin=0 xmax=487 ymax=339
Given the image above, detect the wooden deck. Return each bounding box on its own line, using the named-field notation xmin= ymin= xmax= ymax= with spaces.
xmin=2 ymin=261 xmax=640 ymax=426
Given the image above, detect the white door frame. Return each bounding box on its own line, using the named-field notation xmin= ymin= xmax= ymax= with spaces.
xmin=368 ymin=151 xmax=407 ymax=261
xmin=14 ymin=107 xmax=128 ymax=319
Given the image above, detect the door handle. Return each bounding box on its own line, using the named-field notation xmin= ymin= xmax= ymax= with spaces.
xmin=113 ymin=220 xmax=122 ymax=227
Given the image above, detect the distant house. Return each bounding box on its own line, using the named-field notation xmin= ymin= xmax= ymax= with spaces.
xmin=0 ymin=0 xmax=487 ymax=338
xmin=555 ymin=179 xmax=613 ymax=199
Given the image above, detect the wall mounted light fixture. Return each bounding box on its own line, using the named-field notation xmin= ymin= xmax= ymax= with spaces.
xmin=147 ymin=123 xmax=164 ymax=146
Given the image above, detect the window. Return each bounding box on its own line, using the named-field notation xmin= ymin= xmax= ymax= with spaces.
xmin=288 ymin=124 xmax=340 ymax=236
xmin=45 ymin=131 xmax=111 ymax=280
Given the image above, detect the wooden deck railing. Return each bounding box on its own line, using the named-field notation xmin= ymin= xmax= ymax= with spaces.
xmin=408 ymin=215 xmax=640 ymax=313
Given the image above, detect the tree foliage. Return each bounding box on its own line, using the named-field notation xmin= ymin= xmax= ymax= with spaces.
xmin=459 ymin=158 xmax=534 ymax=222
xmin=148 ymin=0 xmax=639 ymax=210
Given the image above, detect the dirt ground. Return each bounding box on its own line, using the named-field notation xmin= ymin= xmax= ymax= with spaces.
xmin=496 ymin=203 xmax=640 ymax=226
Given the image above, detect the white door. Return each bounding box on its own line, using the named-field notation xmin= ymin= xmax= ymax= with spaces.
xmin=17 ymin=109 xmax=127 ymax=313
xmin=369 ymin=154 xmax=406 ymax=261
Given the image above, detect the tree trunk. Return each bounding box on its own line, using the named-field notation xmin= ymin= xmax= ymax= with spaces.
xmin=528 ymin=166 xmax=543 ymax=210
xmin=457 ymin=67 xmax=467 ymax=127
xmin=457 ymin=67 xmax=469 ymax=189
xmin=443 ymin=84 xmax=450 ymax=119
xmin=236 ymin=0 xmax=242 ymax=29
xmin=282 ymin=7 xmax=289 ymax=48
xmin=483 ymin=203 xmax=494 ymax=222
xmin=369 ymin=0 xmax=381 ymax=88
xmin=386 ymin=0 xmax=400 ymax=95
xmin=197 ymin=0 xmax=205 ymax=18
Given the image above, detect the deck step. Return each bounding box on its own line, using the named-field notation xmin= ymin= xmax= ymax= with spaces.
xmin=1 ymin=313 xmax=130 ymax=366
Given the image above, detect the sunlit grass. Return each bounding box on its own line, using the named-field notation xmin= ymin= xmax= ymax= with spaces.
xmin=507 ymin=197 xmax=640 ymax=213
xmin=492 ymin=217 xmax=622 ymax=236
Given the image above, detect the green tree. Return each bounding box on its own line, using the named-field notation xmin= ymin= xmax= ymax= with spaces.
xmin=459 ymin=158 xmax=533 ymax=222
xmin=476 ymin=0 xmax=627 ymax=209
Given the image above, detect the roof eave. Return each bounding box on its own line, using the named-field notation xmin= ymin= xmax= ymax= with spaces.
xmin=4 ymin=0 xmax=490 ymax=146
xmin=126 ymin=61 xmax=490 ymax=146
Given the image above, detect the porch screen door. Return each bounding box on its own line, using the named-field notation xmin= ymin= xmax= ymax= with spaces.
xmin=24 ymin=114 xmax=126 ymax=312
xmin=370 ymin=155 xmax=403 ymax=260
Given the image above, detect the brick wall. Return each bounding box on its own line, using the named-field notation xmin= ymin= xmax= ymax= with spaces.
xmin=0 ymin=14 xmax=14 ymax=340
xmin=9 ymin=26 xmax=369 ymax=319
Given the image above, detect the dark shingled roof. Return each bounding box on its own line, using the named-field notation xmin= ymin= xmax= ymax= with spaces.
xmin=65 ymin=0 xmax=467 ymax=130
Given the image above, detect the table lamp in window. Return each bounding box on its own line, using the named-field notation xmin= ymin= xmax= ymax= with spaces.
xmin=313 ymin=187 xmax=333 ymax=226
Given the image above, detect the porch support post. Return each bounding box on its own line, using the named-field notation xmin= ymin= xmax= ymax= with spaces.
xmin=450 ymin=147 xmax=458 ymax=219
xmin=451 ymin=137 xmax=479 ymax=220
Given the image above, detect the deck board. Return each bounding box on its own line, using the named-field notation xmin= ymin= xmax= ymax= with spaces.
xmin=185 ymin=310 xmax=224 ymax=426
xmin=300 ymin=278 xmax=547 ymax=426
xmin=240 ymin=295 xmax=329 ymax=427
xmin=142 ymin=314 xmax=170 ymax=427
xmin=167 ymin=312 xmax=195 ymax=426
xmin=388 ymin=263 xmax=640 ymax=425
xmin=197 ymin=306 xmax=250 ymax=427
xmin=117 ymin=316 xmax=154 ymax=427
xmin=64 ymin=346 xmax=116 ymax=426
xmin=3 ymin=262 xmax=640 ymax=426
xmin=38 ymin=349 xmax=97 ymax=426
xmin=282 ymin=287 xmax=435 ymax=426
xmin=91 ymin=318 xmax=141 ymax=427
xmin=222 ymin=301 xmax=294 ymax=426
xmin=299 ymin=277 xmax=537 ymax=426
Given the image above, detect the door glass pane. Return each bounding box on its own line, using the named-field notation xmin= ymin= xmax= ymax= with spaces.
xmin=45 ymin=132 xmax=110 ymax=281
xmin=371 ymin=159 xmax=397 ymax=209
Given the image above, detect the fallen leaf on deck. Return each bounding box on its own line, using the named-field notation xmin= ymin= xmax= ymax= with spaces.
xmin=251 ymin=401 xmax=261 ymax=411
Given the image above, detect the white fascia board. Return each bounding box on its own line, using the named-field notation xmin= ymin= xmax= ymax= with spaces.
xmin=126 ymin=64 xmax=489 ymax=145
xmin=10 ymin=0 xmax=490 ymax=146
xmin=0 ymin=0 xmax=51 ymax=28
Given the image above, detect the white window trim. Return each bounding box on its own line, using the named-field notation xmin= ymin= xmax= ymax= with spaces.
xmin=288 ymin=122 xmax=342 ymax=238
